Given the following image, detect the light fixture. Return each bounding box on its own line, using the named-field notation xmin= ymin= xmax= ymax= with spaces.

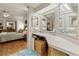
xmin=2 ymin=10 xmax=10 ymax=17
xmin=64 ymin=4 xmax=71 ymax=10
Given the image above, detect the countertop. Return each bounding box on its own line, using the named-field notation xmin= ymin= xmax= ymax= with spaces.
xmin=32 ymin=31 xmax=79 ymax=56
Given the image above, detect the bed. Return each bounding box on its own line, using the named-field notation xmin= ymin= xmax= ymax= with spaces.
xmin=0 ymin=32 xmax=24 ymax=42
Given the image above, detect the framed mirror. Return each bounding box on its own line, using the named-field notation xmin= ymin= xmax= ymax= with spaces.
xmin=58 ymin=3 xmax=78 ymax=38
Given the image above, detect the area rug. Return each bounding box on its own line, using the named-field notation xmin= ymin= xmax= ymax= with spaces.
xmin=13 ymin=48 xmax=39 ymax=56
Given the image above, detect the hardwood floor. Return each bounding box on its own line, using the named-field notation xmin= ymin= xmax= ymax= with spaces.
xmin=0 ymin=39 xmax=27 ymax=56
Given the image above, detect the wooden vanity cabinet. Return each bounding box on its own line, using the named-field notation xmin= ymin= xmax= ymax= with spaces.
xmin=48 ymin=47 xmax=55 ymax=56
xmin=48 ymin=47 xmax=68 ymax=56
xmin=34 ymin=39 xmax=46 ymax=56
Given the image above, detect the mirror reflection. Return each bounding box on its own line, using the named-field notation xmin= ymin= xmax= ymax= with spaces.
xmin=32 ymin=3 xmax=79 ymax=38
xmin=59 ymin=3 xmax=78 ymax=38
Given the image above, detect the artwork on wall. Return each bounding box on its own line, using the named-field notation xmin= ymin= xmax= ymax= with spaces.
xmin=6 ymin=20 xmax=16 ymax=30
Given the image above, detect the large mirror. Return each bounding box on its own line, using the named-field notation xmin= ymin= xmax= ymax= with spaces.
xmin=59 ymin=3 xmax=78 ymax=38
xmin=43 ymin=5 xmax=60 ymax=32
xmin=32 ymin=14 xmax=47 ymax=31
xmin=32 ymin=3 xmax=79 ymax=39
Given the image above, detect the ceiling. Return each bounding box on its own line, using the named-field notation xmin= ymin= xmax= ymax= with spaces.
xmin=40 ymin=3 xmax=78 ymax=18
xmin=60 ymin=3 xmax=78 ymax=15
xmin=0 ymin=3 xmax=77 ymax=18
xmin=0 ymin=3 xmax=43 ymax=20
xmin=1 ymin=3 xmax=74 ymax=20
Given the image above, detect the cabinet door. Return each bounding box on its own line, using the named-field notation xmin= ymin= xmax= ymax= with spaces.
xmin=48 ymin=47 xmax=55 ymax=56
xmin=34 ymin=40 xmax=46 ymax=56
xmin=48 ymin=47 xmax=68 ymax=56
xmin=54 ymin=48 xmax=68 ymax=56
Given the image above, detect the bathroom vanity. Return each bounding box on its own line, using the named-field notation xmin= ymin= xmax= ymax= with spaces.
xmin=31 ymin=3 xmax=79 ymax=56
xmin=32 ymin=31 xmax=79 ymax=56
